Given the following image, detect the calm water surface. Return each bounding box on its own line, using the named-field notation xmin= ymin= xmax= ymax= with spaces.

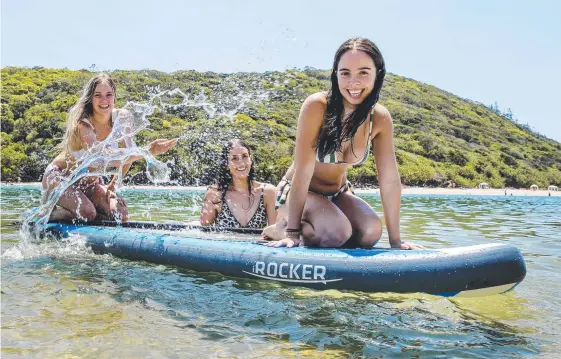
xmin=1 ymin=185 xmax=560 ymax=358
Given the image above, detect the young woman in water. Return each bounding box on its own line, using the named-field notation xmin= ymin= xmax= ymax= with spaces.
xmin=263 ymin=37 xmax=424 ymax=249
xmin=41 ymin=73 xmax=177 ymax=222
xmin=200 ymin=139 xmax=277 ymax=228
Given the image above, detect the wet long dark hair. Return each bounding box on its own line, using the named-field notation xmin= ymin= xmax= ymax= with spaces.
xmin=213 ymin=139 xmax=256 ymax=208
xmin=316 ymin=38 xmax=386 ymax=158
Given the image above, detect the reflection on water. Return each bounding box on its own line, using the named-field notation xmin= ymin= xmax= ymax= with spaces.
xmin=2 ymin=186 xmax=560 ymax=358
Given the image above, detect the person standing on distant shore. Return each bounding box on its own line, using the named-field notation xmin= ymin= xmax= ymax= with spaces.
xmin=262 ymin=38 xmax=424 ymax=250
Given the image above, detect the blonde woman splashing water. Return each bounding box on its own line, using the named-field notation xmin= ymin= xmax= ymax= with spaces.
xmin=263 ymin=38 xmax=424 ymax=249
xmin=41 ymin=73 xmax=177 ymax=223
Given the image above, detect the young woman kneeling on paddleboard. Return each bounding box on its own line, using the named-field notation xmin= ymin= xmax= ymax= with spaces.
xmin=262 ymin=37 xmax=424 ymax=249
xmin=200 ymin=139 xmax=277 ymax=228
xmin=41 ymin=73 xmax=177 ymax=223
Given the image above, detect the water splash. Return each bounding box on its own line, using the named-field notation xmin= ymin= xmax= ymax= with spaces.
xmin=21 ymin=82 xmax=270 ymax=239
xmin=21 ymin=102 xmax=170 ymax=236
xmin=147 ymin=77 xmax=271 ymax=185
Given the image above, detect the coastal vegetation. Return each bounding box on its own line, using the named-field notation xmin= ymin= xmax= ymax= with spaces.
xmin=2 ymin=67 xmax=560 ymax=188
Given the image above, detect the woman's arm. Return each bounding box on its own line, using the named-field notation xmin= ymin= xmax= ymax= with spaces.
xmin=77 ymin=121 xmax=141 ymax=167
xmin=263 ymin=183 xmax=278 ymax=225
xmin=278 ymin=94 xmax=326 ymax=245
xmin=200 ymin=188 xmax=222 ymax=226
xmin=42 ymin=160 xmax=69 ymax=192
xmin=115 ymin=127 xmax=137 ymax=179
xmin=78 ymin=122 xmax=177 ymax=169
xmin=371 ymin=105 xmax=404 ymax=248
xmin=104 ymin=133 xmax=137 ymax=194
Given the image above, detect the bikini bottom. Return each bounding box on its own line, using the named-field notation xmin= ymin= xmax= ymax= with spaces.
xmin=274 ymin=179 xmax=354 ymax=210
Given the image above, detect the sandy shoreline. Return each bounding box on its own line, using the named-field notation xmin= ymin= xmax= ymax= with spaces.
xmin=398 ymin=187 xmax=560 ymax=197
xmin=2 ymin=182 xmax=559 ymax=197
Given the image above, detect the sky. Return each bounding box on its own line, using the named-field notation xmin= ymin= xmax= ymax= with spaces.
xmin=2 ymin=0 xmax=560 ymax=142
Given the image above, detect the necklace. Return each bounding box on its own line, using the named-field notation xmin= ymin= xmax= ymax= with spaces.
xmin=227 ymin=186 xmax=253 ymax=211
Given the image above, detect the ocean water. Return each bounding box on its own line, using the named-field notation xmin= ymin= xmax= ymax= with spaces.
xmin=1 ymin=185 xmax=560 ymax=358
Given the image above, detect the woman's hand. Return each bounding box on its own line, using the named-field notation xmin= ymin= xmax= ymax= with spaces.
xmin=263 ymin=237 xmax=301 ymax=248
xmin=200 ymin=188 xmax=222 ymax=226
xmin=45 ymin=172 xmax=63 ymax=190
xmin=105 ymin=176 xmax=117 ymax=203
xmin=148 ymin=138 xmax=178 ymax=156
xmin=390 ymin=240 xmax=426 ymax=250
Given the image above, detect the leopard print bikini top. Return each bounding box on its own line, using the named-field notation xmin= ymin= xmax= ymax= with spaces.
xmin=215 ymin=188 xmax=268 ymax=228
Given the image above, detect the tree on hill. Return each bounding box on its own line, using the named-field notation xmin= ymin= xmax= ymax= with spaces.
xmin=1 ymin=67 xmax=560 ymax=188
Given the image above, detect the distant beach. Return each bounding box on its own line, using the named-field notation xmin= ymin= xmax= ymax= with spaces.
xmin=2 ymin=182 xmax=559 ymax=197
xmin=396 ymin=187 xmax=560 ymax=197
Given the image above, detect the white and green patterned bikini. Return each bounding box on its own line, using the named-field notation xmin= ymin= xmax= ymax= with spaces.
xmin=275 ymin=112 xmax=374 ymax=209
xmin=315 ymin=112 xmax=374 ymax=165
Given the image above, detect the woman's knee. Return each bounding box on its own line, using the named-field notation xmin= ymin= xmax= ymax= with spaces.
xmin=116 ymin=202 xmax=129 ymax=222
xmin=325 ymin=224 xmax=352 ymax=247
xmin=302 ymin=219 xmax=352 ymax=247
xmin=301 ymin=221 xmax=317 ymax=245
xmin=113 ymin=194 xmax=129 ymax=221
xmin=77 ymin=203 xmax=97 ymax=222
xmin=58 ymin=192 xmax=97 ymax=221
xmin=355 ymin=217 xmax=383 ymax=247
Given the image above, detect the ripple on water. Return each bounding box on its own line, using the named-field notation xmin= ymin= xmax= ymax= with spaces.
xmin=1 ymin=186 xmax=560 ymax=358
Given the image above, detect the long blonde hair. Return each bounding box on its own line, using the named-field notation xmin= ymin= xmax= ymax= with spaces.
xmin=59 ymin=73 xmax=117 ymax=155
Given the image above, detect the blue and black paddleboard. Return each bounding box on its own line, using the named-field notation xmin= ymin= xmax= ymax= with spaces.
xmin=37 ymin=221 xmax=526 ymax=297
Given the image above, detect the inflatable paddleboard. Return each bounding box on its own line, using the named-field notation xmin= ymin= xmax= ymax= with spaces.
xmin=37 ymin=221 xmax=526 ymax=297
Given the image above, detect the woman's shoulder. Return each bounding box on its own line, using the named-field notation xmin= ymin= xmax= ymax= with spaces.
xmin=77 ymin=118 xmax=95 ymax=136
xmin=372 ymin=103 xmax=393 ymax=127
xmin=256 ymin=182 xmax=277 ymax=207
xmin=371 ymin=103 xmax=394 ymax=137
xmin=253 ymin=181 xmax=273 ymax=191
xmin=254 ymin=181 xmax=276 ymax=195
xmin=51 ymin=154 xmax=70 ymax=170
xmin=372 ymin=103 xmax=391 ymax=120
xmin=262 ymin=182 xmax=277 ymax=193
xmin=304 ymin=92 xmax=328 ymax=107
xmin=77 ymin=117 xmax=92 ymax=129
xmin=299 ymin=93 xmax=328 ymax=127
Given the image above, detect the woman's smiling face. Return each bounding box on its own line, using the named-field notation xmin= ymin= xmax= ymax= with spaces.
xmin=227 ymin=145 xmax=252 ymax=179
xmin=91 ymin=81 xmax=115 ymax=116
xmin=336 ymin=49 xmax=376 ymax=108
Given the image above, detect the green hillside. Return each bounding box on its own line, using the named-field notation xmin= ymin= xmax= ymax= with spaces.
xmin=1 ymin=67 xmax=560 ymax=188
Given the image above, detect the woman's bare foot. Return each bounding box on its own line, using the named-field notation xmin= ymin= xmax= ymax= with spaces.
xmin=261 ymin=219 xmax=287 ymax=240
